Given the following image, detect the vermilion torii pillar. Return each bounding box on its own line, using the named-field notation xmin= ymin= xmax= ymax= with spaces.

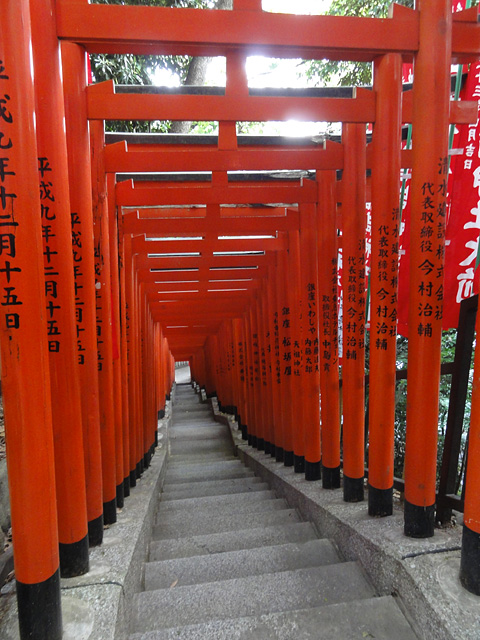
xmin=341 ymin=122 xmax=367 ymax=503
xmin=31 ymin=0 xmax=89 ymax=577
xmin=107 ymin=173 xmax=127 ymax=502
xmin=0 ymin=2 xmax=61 ymax=637
xmin=368 ymin=53 xmax=402 ymax=517
xmin=461 ymin=289 xmax=480 ymax=593
xmin=62 ymin=41 xmax=104 ymax=547
xmin=90 ymin=121 xmax=118 ymax=523
xmin=288 ymin=229 xmax=306 ymax=474
xmin=404 ymin=0 xmax=451 ymax=538
xmin=299 ymin=202 xmax=322 ymax=481
xmin=317 ymin=170 xmax=341 ymax=490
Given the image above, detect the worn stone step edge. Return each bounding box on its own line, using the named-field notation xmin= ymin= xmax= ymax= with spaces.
xmin=161 ymin=475 xmax=263 ymax=493
xmin=131 ymin=562 xmax=376 ymax=632
xmin=163 ymin=468 xmax=255 ymax=485
xmin=152 ymin=507 xmax=300 ymax=540
xmin=128 ymin=595 xmax=418 ymax=640
xmin=167 ymin=454 xmax=236 ymax=465
xmin=154 ymin=498 xmax=290 ymax=528
xmin=166 ymin=458 xmax=243 ymax=470
xmin=160 ymin=481 xmax=269 ymax=501
xmin=144 ymin=538 xmax=341 ymax=590
xmin=156 ymin=489 xmax=279 ymax=513
xmin=149 ymin=521 xmax=318 ymax=561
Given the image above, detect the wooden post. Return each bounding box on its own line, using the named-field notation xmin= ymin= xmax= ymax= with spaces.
xmin=278 ymin=244 xmax=294 ymax=466
xmin=404 ymin=0 xmax=451 ymax=538
xmin=460 ymin=297 xmax=480 ymax=593
xmin=61 ymin=41 xmax=104 ymax=546
xmin=341 ymin=123 xmax=367 ymax=502
xmin=368 ymin=53 xmax=402 ymax=517
xmin=0 ymin=2 xmax=62 ymax=636
xmin=90 ymin=121 xmax=118 ymax=523
xmin=288 ymin=229 xmax=306 ymax=473
xmin=317 ymin=170 xmax=341 ymax=489
xmin=299 ymin=202 xmax=322 ymax=481
xmin=107 ymin=173 xmax=126 ymax=505
xmin=31 ymin=0 xmax=89 ymax=577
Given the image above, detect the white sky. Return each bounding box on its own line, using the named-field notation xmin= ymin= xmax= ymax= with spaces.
xmin=152 ymin=0 xmax=335 ymax=136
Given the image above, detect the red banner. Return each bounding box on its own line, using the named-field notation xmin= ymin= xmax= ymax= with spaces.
xmin=443 ymin=62 xmax=480 ymax=327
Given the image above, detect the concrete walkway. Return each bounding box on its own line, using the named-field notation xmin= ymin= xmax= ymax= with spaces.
xmin=128 ymin=384 xmax=419 ymax=639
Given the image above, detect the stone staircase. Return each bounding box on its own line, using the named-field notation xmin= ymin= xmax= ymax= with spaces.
xmin=129 ymin=384 xmax=419 ymax=639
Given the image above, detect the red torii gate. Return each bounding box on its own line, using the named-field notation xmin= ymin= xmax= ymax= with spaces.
xmin=2 ymin=1 xmax=480 ymax=638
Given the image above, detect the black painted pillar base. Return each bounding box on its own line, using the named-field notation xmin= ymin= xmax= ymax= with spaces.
xmin=264 ymin=441 xmax=271 ymax=455
xmin=129 ymin=469 xmax=137 ymax=488
xmin=88 ymin=514 xmax=104 ymax=547
xmin=144 ymin=451 xmax=151 ymax=470
xmin=251 ymin=435 xmax=258 ymax=448
xmin=294 ymin=455 xmax=305 ymax=474
xmin=166 ymin=393 xmax=171 ymax=401
xmin=218 ymin=401 xmax=224 ymax=413
xmin=322 ymin=465 xmax=341 ymax=489
xmin=123 ymin=476 xmax=131 ymax=498
xmin=116 ymin=482 xmax=125 ymax=509
xmin=404 ymin=500 xmax=435 ymax=538
xmin=59 ymin=534 xmax=89 ymax=578
xmin=305 ymin=460 xmax=321 ymax=481
xmin=247 ymin=433 xmax=252 ymax=446
xmin=136 ymin=460 xmax=142 ymax=479
xmin=270 ymin=443 xmax=276 ymax=458
xmin=368 ymin=484 xmax=393 ymax=517
xmin=158 ymin=409 xmax=165 ymax=419
xmin=240 ymin=424 xmax=248 ymax=440
xmin=155 ymin=431 xmax=158 ymax=447
xmin=257 ymin=437 xmax=265 ymax=451
xmin=17 ymin=568 xmax=62 ymax=640
xmin=343 ymin=475 xmax=364 ymax=502
xmin=284 ymin=450 xmax=294 ymax=467
xmin=460 ymin=524 xmax=480 ymax=594
xmin=275 ymin=446 xmax=284 ymax=463
xmin=207 ymin=391 xmax=217 ymax=399
xmin=103 ymin=497 xmax=117 ymax=525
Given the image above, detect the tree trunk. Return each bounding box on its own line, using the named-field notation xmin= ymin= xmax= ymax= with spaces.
xmin=169 ymin=0 xmax=233 ymax=134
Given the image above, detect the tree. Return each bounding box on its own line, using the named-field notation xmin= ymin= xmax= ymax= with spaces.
xmin=298 ymin=0 xmax=414 ymax=87
xmin=90 ymin=0 xmax=231 ymax=133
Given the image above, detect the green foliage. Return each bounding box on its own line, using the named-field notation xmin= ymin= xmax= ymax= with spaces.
xmin=298 ymin=0 xmax=414 ymax=87
xmin=90 ymin=0 xmax=214 ymax=132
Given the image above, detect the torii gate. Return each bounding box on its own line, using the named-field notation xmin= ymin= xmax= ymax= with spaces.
xmin=2 ymin=1 xmax=480 ymax=638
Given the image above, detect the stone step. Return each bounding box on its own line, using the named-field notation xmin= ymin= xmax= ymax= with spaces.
xmin=155 ymin=497 xmax=286 ymax=525
xmin=149 ymin=522 xmax=317 ymax=562
xmin=161 ymin=478 xmax=267 ymax=500
xmin=168 ymin=425 xmax=227 ymax=437
xmin=169 ymin=440 xmax=232 ymax=457
xmin=129 ymin=595 xmax=418 ymax=640
xmin=164 ymin=466 xmax=255 ymax=485
xmin=153 ymin=503 xmax=296 ymax=538
xmin=156 ymin=489 xmax=280 ymax=517
xmin=131 ymin=562 xmax=375 ymax=632
xmin=167 ymin=454 xmax=237 ymax=466
xmin=165 ymin=458 xmax=244 ymax=473
xmin=144 ymin=538 xmax=340 ymax=590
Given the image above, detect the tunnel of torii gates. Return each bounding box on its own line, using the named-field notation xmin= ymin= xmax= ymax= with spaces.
xmin=4 ymin=0 xmax=480 ymax=637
